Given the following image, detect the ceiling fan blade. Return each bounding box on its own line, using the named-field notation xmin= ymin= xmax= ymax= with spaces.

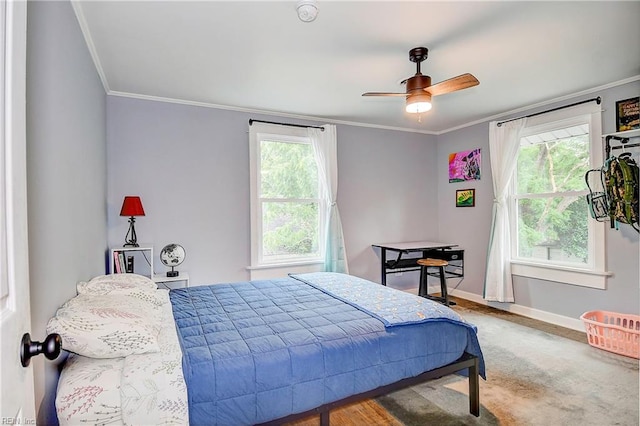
xmin=425 ymin=73 xmax=479 ymax=96
xmin=362 ymin=92 xmax=407 ymax=97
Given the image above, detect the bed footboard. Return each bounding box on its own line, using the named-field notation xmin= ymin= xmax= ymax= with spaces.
xmin=258 ymin=352 xmax=480 ymax=426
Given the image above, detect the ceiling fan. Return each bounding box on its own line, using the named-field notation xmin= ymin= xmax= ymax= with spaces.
xmin=362 ymin=47 xmax=479 ymax=113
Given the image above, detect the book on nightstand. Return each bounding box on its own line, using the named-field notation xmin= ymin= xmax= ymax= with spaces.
xmin=113 ymin=251 xmax=121 ymax=273
xmin=118 ymin=252 xmax=126 ymax=273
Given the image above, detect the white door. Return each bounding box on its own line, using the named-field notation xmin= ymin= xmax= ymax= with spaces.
xmin=0 ymin=1 xmax=36 ymax=422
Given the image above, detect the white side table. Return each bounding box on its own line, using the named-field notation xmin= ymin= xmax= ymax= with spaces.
xmin=110 ymin=245 xmax=154 ymax=278
xmin=153 ymin=272 xmax=189 ymax=289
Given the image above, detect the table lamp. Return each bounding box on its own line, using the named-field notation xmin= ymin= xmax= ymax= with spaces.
xmin=120 ymin=196 xmax=145 ymax=247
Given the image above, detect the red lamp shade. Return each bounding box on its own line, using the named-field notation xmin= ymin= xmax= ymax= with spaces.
xmin=120 ymin=196 xmax=145 ymax=217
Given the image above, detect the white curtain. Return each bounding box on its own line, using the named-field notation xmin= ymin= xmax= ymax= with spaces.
xmin=484 ymin=118 xmax=527 ymax=302
xmin=308 ymin=125 xmax=349 ymax=273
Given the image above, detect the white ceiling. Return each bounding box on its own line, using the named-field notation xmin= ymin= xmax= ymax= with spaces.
xmin=73 ymin=1 xmax=640 ymax=134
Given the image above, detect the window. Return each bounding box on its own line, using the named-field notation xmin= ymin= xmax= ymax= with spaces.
xmin=249 ymin=123 xmax=325 ymax=273
xmin=508 ymin=104 xmax=608 ymax=289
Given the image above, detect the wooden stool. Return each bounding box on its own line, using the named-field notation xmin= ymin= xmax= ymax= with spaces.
xmin=417 ymin=258 xmax=453 ymax=306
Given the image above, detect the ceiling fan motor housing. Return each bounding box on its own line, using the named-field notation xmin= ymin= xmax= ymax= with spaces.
xmin=406 ymin=74 xmax=431 ymax=94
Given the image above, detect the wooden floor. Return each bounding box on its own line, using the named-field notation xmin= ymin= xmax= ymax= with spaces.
xmin=284 ymin=399 xmax=403 ymax=426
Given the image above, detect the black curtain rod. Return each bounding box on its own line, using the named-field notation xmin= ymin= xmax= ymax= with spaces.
xmin=496 ymin=96 xmax=601 ymax=127
xmin=248 ymin=119 xmax=325 ymax=131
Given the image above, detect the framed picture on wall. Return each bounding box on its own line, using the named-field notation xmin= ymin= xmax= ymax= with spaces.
xmin=456 ymin=189 xmax=475 ymax=207
xmin=449 ymin=148 xmax=481 ymax=183
xmin=615 ymin=97 xmax=639 ymax=132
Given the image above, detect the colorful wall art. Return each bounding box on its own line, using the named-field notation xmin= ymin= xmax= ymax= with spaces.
xmin=456 ymin=189 xmax=476 ymax=207
xmin=449 ymin=148 xmax=481 ymax=183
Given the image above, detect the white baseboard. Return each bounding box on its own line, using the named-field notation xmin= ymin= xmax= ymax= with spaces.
xmin=444 ymin=287 xmax=586 ymax=333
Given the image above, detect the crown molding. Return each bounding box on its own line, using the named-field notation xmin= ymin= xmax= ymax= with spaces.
xmin=109 ymin=75 xmax=639 ymax=137
xmin=437 ymin=75 xmax=640 ymax=135
xmin=71 ymin=1 xmax=110 ymax=93
xmin=106 ymin=77 xmax=640 ymax=140
xmin=108 ymin=91 xmax=439 ymax=136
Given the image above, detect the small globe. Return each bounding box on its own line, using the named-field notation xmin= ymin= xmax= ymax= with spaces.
xmin=160 ymin=244 xmax=186 ymax=268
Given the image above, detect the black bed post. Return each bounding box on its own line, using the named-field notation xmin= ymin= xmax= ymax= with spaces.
xmin=319 ymin=410 xmax=330 ymax=426
xmin=469 ymin=356 xmax=480 ymax=417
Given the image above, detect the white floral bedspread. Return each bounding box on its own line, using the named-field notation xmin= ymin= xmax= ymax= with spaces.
xmin=56 ymin=289 xmax=189 ymax=425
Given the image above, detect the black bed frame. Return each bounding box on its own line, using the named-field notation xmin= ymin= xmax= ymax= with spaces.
xmin=258 ymin=352 xmax=480 ymax=426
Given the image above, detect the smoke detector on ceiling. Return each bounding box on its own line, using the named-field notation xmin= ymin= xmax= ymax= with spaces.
xmin=296 ymin=0 xmax=318 ymax=23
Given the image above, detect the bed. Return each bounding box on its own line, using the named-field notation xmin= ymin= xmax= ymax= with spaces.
xmin=48 ymin=272 xmax=485 ymax=425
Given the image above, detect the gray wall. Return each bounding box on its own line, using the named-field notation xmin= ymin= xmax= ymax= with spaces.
xmin=338 ymin=125 xmax=438 ymax=285
xmin=436 ymin=123 xmax=494 ymax=298
xmin=437 ymin=80 xmax=640 ymax=319
xmin=26 ymin=1 xmax=107 ymax=423
xmin=106 ymin=97 xmax=439 ymax=288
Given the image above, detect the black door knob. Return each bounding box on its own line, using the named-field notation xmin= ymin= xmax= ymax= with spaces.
xmin=20 ymin=333 xmax=62 ymax=367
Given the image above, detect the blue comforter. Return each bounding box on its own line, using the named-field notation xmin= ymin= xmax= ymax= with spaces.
xmin=170 ymin=273 xmax=484 ymax=425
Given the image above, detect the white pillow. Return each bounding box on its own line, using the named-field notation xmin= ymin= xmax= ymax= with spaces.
xmin=47 ymin=293 xmax=161 ymax=358
xmin=77 ymin=273 xmax=157 ymax=295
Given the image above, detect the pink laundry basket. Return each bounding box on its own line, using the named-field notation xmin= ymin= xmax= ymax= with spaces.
xmin=580 ymin=310 xmax=640 ymax=359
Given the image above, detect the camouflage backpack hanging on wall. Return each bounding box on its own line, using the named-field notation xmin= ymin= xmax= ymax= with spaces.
xmin=604 ymin=153 xmax=639 ymax=232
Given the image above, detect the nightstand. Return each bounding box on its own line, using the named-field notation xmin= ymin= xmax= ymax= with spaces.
xmin=153 ymin=272 xmax=189 ymax=289
xmin=110 ymin=245 xmax=153 ymax=278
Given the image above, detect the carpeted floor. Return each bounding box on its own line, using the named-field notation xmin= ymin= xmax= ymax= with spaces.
xmin=376 ymin=297 xmax=640 ymax=426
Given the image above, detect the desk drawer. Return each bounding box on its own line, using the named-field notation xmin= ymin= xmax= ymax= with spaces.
xmin=427 ymin=249 xmax=464 ymax=262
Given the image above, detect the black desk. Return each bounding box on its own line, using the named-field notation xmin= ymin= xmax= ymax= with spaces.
xmin=372 ymin=241 xmax=464 ymax=305
xmin=372 ymin=241 xmax=463 ymax=286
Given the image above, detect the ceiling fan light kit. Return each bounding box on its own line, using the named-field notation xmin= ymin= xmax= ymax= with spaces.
xmin=296 ymin=0 xmax=318 ymax=22
xmin=363 ymin=47 xmax=479 ymax=115
xmin=406 ymin=93 xmax=432 ymax=113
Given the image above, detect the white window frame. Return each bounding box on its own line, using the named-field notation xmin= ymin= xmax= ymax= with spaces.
xmin=508 ymin=103 xmax=609 ymax=289
xmin=248 ymin=123 xmax=326 ymax=278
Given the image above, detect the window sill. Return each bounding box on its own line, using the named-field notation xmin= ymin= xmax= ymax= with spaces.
xmin=247 ymin=260 xmax=324 ymax=281
xmin=511 ymin=261 xmax=611 ymax=290
xmin=247 ymin=260 xmax=324 ymax=270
